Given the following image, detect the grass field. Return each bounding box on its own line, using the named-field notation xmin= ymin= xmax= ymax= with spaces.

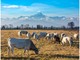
xmin=1 ymin=30 xmax=79 ymax=60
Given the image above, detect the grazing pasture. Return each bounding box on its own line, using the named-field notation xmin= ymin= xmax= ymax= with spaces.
xmin=1 ymin=30 xmax=79 ymax=60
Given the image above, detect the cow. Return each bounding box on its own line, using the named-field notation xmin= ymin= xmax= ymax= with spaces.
xmin=31 ymin=32 xmax=36 ymax=37
xmin=46 ymin=33 xmax=53 ymax=40
xmin=62 ymin=36 xmax=73 ymax=46
xmin=73 ymin=34 xmax=79 ymax=40
xmin=26 ymin=33 xmax=31 ymax=39
xmin=61 ymin=33 xmax=66 ymax=38
xmin=7 ymin=38 xmax=38 ymax=56
xmin=54 ymin=32 xmax=58 ymax=36
xmin=32 ymin=33 xmax=40 ymax=41
xmin=53 ymin=35 xmax=61 ymax=44
xmin=18 ymin=30 xmax=28 ymax=37
xmin=39 ymin=32 xmax=47 ymax=38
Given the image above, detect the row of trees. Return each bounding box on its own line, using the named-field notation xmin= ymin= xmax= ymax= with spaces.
xmin=1 ymin=22 xmax=79 ymax=30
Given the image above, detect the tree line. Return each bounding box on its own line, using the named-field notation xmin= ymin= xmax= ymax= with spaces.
xmin=1 ymin=22 xmax=79 ymax=30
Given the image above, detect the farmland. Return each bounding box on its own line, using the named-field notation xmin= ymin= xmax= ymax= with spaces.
xmin=1 ymin=30 xmax=79 ymax=60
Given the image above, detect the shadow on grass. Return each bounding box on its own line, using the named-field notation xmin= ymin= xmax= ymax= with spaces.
xmin=51 ymin=54 xmax=79 ymax=59
xmin=37 ymin=54 xmax=79 ymax=59
xmin=1 ymin=57 xmax=36 ymax=60
xmin=1 ymin=54 xmax=79 ymax=60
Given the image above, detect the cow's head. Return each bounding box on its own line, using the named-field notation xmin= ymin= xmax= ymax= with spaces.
xmin=34 ymin=48 xmax=39 ymax=54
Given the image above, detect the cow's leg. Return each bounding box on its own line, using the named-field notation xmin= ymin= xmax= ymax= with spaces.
xmin=24 ymin=50 xmax=26 ymax=57
xmin=19 ymin=35 xmax=20 ymax=38
xmin=26 ymin=50 xmax=29 ymax=58
xmin=18 ymin=32 xmax=20 ymax=38
xmin=11 ymin=46 xmax=14 ymax=56
xmin=47 ymin=37 xmax=48 ymax=40
xmin=20 ymin=32 xmax=22 ymax=37
xmin=61 ymin=41 xmax=65 ymax=46
xmin=7 ymin=47 xmax=10 ymax=56
xmin=24 ymin=50 xmax=30 ymax=57
xmin=24 ymin=47 xmax=30 ymax=57
xmin=69 ymin=41 xmax=72 ymax=46
xmin=46 ymin=37 xmax=48 ymax=40
xmin=24 ymin=47 xmax=27 ymax=57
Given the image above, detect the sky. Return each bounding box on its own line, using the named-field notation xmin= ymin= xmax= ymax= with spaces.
xmin=1 ymin=0 xmax=79 ymax=18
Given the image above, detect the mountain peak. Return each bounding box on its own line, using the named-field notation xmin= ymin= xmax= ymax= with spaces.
xmin=37 ymin=12 xmax=43 ymax=15
xmin=30 ymin=12 xmax=46 ymax=18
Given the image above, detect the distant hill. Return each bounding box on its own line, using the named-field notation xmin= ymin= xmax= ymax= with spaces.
xmin=1 ymin=12 xmax=79 ymax=27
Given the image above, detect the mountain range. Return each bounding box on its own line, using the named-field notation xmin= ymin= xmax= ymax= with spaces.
xmin=1 ymin=12 xmax=79 ymax=27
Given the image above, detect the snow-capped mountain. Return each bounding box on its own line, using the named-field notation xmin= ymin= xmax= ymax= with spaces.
xmin=1 ymin=12 xmax=79 ymax=27
xmin=29 ymin=12 xmax=46 ymax=18
xmin=28 ymin=12 xmax=46 ymax=20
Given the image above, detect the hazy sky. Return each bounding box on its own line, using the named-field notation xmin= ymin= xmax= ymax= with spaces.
xmin=1 ymin=0 xmax=79 ymax=18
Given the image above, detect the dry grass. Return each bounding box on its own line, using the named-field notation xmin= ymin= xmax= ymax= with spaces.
xmin=1 ymin=30 xmax=79 ymax=60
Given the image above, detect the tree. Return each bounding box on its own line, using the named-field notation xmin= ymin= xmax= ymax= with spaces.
xmin=68 ymin=22 xmax=75 ymax=29
xmin=50 ymin=26 xmax=54 ymax=29
xmin=61 ymin=26 xmax=66 ymax=29
xmin=25 ymin=24 xmax=29 ymax=29
xmin=9 ymin=24 xmax=13 ymax=29
xmin=1 ymin=25 xmax=5 ymax=29
xmin=1 ymin=25 xmax=8 ymax=29
xmin=4 ymin=25 xmax=8 ymax=28
xmin=37 ymin=25 xmax=43 ymax=29
xmin=20 ymin=24 xmax=24 ymax=29
xmin=16 ymin=26 xmax=19 ymax=29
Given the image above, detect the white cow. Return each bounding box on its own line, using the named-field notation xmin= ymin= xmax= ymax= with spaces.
xmin=62 ymin=36 xmax=73 ymax=46
xmin=61 ymin=33 xmax=66 ymax=38
xmin=26 ymin=33 xmax=31 ymax=39
xmin=46 ymin=33 xmax=52 ymax=40
xmin=18 ymin=30 xmax=28 ymax=37
xmin=32 ymin=33 xmax=40 ymax=41
xmin=74 ymin=34 xmax=79 ymax=40
xmin=31 ymin=32 xmax=36 ymax=37
xmin=54 ymin=32 xmax=58 ymax=36
xmin=7 ymin=38 xmax=38 ymax=56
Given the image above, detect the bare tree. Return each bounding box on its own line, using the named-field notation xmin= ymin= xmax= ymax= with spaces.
xmin=25 ymin=24 xmax=29 ymax=28
xmin=68 ymin=22 xmax=75 ymax=29
xmin=9 ymin=24 xmax=13 ymax=29
xmin=1 ymin=25 xmax=5 ymax=29
xmin=20 ymin=24 xmax=24 ymax=29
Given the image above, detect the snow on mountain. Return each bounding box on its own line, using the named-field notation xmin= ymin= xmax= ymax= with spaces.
xmin=28 ymin=12 xmax=46 ymax=20
xmin=1 ymin=12 xmax=79 ymax=27
xmin=17 ymin=16 xmax=28 ymax=20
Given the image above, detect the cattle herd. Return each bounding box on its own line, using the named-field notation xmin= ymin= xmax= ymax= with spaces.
xmin=7 ymin=30 xmax=79 ymax=56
